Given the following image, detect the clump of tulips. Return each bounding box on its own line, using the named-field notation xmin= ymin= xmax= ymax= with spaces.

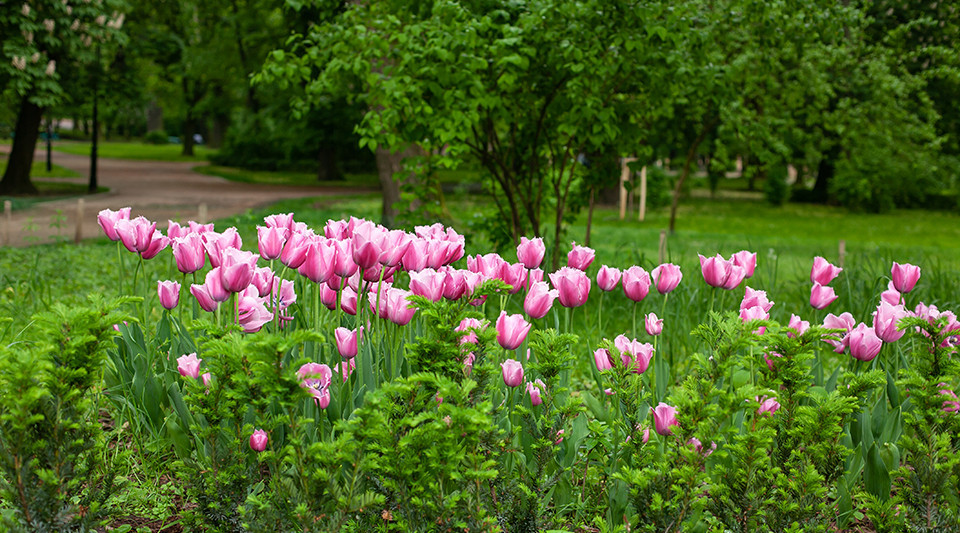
xmin=91 ymin=206 xmax=960 ymax=532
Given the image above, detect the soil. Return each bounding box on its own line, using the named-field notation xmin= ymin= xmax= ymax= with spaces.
xmin=0 ymin=145 xmax=375 ymax=247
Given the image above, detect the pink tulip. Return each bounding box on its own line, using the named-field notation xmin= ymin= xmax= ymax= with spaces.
xmin=331 ymin=239 xmax=358 ymax=277
xmin=823 ymin=312 xmax=856 ymax=353
xmin=787 ymin=314 xmax=809 ymax=338
xmin=190 ymin=284 xmax=219 ymax=312
xmin=517 ymin=236 xmax=545 ymax=269
xmin=501 ymin=358 xmax=524 ymax=387
xmin=188 ymin=221 xmax=214 ymax=234
xmin=280 ymin=231 xmax=311 ymax=269
xmin=257 ymin=225 xmax=288 ymax=261
xmin=334 ymin=358 xmax=355 ymax=383
xmin=167 ymin=220 xmax=188 ymax=240
xmin=567 ymin=242 xmax=595 ymax=271
xmin=594 ymin=348 xmax=614 ymax=371
xmin=467 ymin=253 xmax=506 ymax=280
xmin=500 ymin=262 xmax=528 ymax=294
xmin=202 ymin=267 xmax=231 ymax=302
xmin=527 ymin=268 xmax=544 ymax=287
xmin=526 ymin=379 xmax=544 ymax=406
xmin=757 ymin=396 xmax=780 ymax=416
xmin=740 ymin=305 xmax=769 ymax=334
xmin=881 ymin=280 xmax=901 ymax=306
xmin=220 ymin=248 xmax=260 ymax=293
xmin=201 ymin=373 xmax=211 ymax=387
xmin=721 ymin=264 xmax=747 ymax=290
xmin=741 ymin=287 xmax=774 ymax=313
xmin=249 ymin=429 xmax=268 ymax=452
xmin=873 ymin=301 xmax=907 ymax=343
xmin=615 ymin=335 xmax=654 ymax=374
xmin=848 ymin=323 xmax=883 ymax=362
xmin=645 ymin=312 xmax=663 ymax=336
xmin=400 ymin=238 xmax=429 ymax=272
xmin=940 ymin=388 xmax=960 ymax=413
xmin=891 ymin=262 xmax=921 ymax=293
xmin=323 ymin=217 xmax=348 ymax=239
xmin=298 ymin=363 xmax=332 ymax=405
xmin=157 ymin=280 xmax=180 ymax=310
xmin=621 ymin=266 xmax=651 ymax=302
xmin=250 ymin=267 xmax=275 ymax=298
xmin=596 ymin=265 xmax=622 ymax=292
xmin=334 ymin=327 xmax=362 ymax=359
xmin=113 ymin=216 xmax=151 ymax=253
xmin=698 ymin=253 xmax=730 ymax=288
xmin=378 ymin=230 xmax=412 ymax=267
xmin=810 ymin=256 xmax=842 ymax=286
xmin=238 ymin=289 xmax=273 ymax=333
xmin=177 ymin=352 xmax=202 ymax=379
xmin=456 ymin=317 xmax=486 ymax=345
xmin=524 ymin=281 xmax=558 ymax=319
xmin=299 ymin=238 xmax=337 ymax=284
xmin=271 ymin=277 xmax=297 ymax=313
xmin=496 ymin=311 xmax=532 ymax=350
xmin=202 ymin=228 xmax=242 ymax=268
xmin=339 ymin=286 xmax=358 ymax=315
xmin=265 ymin=212 xmax=296 ymax=234
xmin=172 ymin=233 xmax=206 ymax=274
xmin=549 ymin=267 xmax=592 ymax=308
xmin=408 ymin=268 xmax=445 ymax=302
xmin=651 ymin=402 xmax=679 ymax=436
xmin=810 ymin=282 xmax=838 ymax=310
xmin=351 ymin=223 xmax=385 ymax=270
xmin=385 ymin=288 xmax=417 ymax=325
xmin=650 ymin=263 xmax=682 ymax=294
xmin=730 ymin=250 xmax=757 ymax=278
xmin=97 ymin=207 xmax=131 ymax=241
xmin=140 ymin=230 xmax=171 ymax=260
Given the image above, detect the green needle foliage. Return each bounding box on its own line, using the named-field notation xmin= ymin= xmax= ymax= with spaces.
xmin=0 ymin=295 xmax=132 ymax=532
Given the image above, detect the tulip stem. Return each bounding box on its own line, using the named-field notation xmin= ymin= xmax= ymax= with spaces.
xmin=632 ymin=302 xmax=638 ymax=338
xmin=116 ymin=241 xmax=124 ymax=296
xmin=598 ymin=292 xmax=604 ymax=335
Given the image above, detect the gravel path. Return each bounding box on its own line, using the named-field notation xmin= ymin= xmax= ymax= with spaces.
xmin=0 ymin=146 xmax=373 ymax=247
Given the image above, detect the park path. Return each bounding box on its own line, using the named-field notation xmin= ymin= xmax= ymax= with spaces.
xmin=0 ymin=145 xmax=373 ymax=247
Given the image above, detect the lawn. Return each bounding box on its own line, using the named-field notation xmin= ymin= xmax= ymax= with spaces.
xmin=0 ymin=158 xmax=103 ymax=210
xmin=53 ymin=140 xmax=218 ymax=162
xmin=195 ymin=164 xmax=380 ymax=188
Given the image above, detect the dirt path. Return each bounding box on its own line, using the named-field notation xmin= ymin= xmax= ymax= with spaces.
xmin=0 ymin=146 xmax=374 ymax=247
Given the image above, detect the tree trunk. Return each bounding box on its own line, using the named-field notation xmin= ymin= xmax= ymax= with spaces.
xmin=0 ymin=97 xmax=43 ymax=195
xmin=146 ymin=101 xmax=164 ymax=133
xmin=374 ymin=145 xmax=422 ymax=228
xmin=812 ymin=146 xmax=839 ymax=203
xmin=669 ymin=119 xmax=717 ymax=234
xmin=210 ymin=114 xmax=228 ymax=149
xmin=317 ymin=144 xmax=343 ymax=181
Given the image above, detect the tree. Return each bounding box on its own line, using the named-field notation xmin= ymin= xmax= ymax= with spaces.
xmin=260 ymin=0 xmax=689 ymax=266
xmin=1 ymin=0 xmax=126 ymax=194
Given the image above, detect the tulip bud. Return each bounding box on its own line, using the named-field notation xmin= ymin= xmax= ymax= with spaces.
xmin=891 ymin=262 xmax=921 ymax=293
xmin=157 ymin=280 xmax=180 ymax=310
xmin=249 ymin=429 xmax=268 ymax=452
xmin=501 ymin=359 xmax=524 ymax=387
xmin=516 ymin=236 xmax=545 ymax=269
xmin=651 ymin=402 xmax=679 ymax=436
xmin=566 ymin=242 xmax=595 ymax=270
xmin=645 ymin=312 xmax=663 ymax=336
xmin=496 ymin=311 xmax=532 ymax=350
xmin=650 ymin=263 xmax=682 ymax=294
xmin=596 ymin=265 xmax=622 ymax=292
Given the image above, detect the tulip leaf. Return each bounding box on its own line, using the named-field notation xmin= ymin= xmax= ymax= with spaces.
xmin=871 ymin=395 xmax=886 ymax=439
xmin=581 ymin=391 xmax=608 ymax=423
xmin=654 ymin=355 xmax=670 ymax=402
xmin=825 ymin=366 xmax=841 ymax=392
xmin=880 ymin=407 xmax=902 ymax=443
xmin=885 ymin=369 xmax=900 ymax=406
xmin=864 ymin=442 xmax=892 ymax=501
xmin=732 ymin=370 xmax=751 ymax=389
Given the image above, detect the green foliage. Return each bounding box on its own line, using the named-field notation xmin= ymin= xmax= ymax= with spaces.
xmin=347 ymin=373 xmax=499 ymax=532
xmin=890 ymin=316 xmax=960 ymax=531
xmin=0 ymin=295 xmax=132 ymax=531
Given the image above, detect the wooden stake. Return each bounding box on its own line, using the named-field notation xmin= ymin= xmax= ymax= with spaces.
xmin=638 ymin=166 xmax=647 ymax=222
xmin=619 ymin=159 xmax=629 ymax=220
xmin=74 ymin=198 xmax=85 ymax=243
xmin=3 ymin=201 xmax=10 ymax=246
xmin=659 ymin=229 xmax=667 ymax=264
xmin=198 ymin=203 xmax=208 ymax=224
xmin=838 ymin=240 xmax=846 ymax=268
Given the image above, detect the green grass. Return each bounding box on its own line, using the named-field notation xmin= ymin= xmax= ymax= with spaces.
xmin=196 ymin=164 xmax=380 ymax=188
xmin=0 ymin=158 xmax=81 ymax=179
xmin=53 ymin=140 xmax=218 ymax=162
